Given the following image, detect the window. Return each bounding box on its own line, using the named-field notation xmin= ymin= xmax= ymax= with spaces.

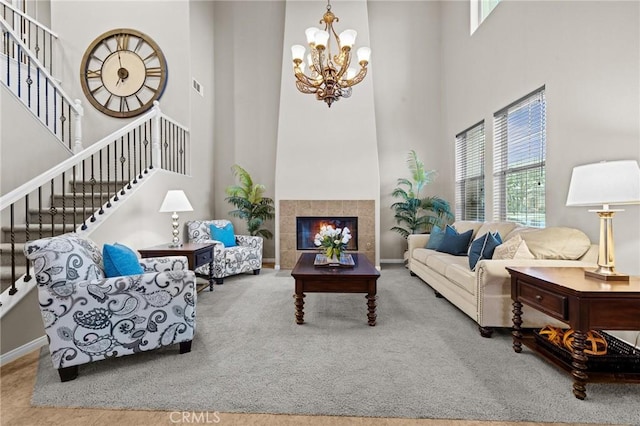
xmin=493 ymin=87 xmax=546 ymax=227
xmin=471 ymin=0 xmax=501 ymax=34
xmin=455 ymin=121 xmax=485 ymax=221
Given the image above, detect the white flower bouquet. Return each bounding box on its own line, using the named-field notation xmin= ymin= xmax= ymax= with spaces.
xmin=314 ymin=225 xmax=352 ymax=260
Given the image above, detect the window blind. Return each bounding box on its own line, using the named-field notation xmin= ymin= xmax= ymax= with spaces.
xmin=493 ymin=86 xmax=546 ymax=227
xmin=455 ymin=121 xmax=485 ymax=221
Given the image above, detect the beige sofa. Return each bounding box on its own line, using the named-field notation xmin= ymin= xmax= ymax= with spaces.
xmin=407 ymin=221 xmax=598 ymax=337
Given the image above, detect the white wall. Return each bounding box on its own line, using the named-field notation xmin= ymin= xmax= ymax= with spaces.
xmin=440 ymin=0 xmax=640 ymax=274
xmin=50 ymin=1 xmax=191 ymax=144
xmin=368 ymin=1 xmax=443 ymax=260
xmin=1 ymin=85 xmax=71 ymax=195
xmin=213 ymin=1 xmax=284 ymax=259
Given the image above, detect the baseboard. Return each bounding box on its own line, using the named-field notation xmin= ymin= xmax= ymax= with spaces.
xmin=380 ymin=259 xmax=405 ymax=264
xmin=0 ymin=335 xmax=47 ymax=367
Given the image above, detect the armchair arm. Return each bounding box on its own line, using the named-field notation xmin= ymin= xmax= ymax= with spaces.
xmin=236 ymin=235 xmax=263 ymax=250
xmin=140 ymin=256 xmax=190 ymax=273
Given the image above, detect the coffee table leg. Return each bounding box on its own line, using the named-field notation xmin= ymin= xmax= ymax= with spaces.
xmin=367 ymin=293 xmax=377 ymax=326
xmin=571 ymin=330 xmax=588 ymax=400
xmin=294 ymin=293 xmax=305 ymax=324
xmin=512 ymin=300 xmax=523 ymax=353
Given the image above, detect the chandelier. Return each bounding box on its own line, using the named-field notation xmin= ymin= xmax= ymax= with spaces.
xmin=290 ymin=0 xmax=371 ymax=108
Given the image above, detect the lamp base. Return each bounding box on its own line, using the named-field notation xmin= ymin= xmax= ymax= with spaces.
xmin=584 ymin=269 xmax=629 ymax=281
xmin=168 ymin=242 xmax=183 ymax=248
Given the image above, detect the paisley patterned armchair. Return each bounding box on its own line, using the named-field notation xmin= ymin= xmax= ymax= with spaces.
xmin=186 ymin=220 xmax=263 ymax=284
xmin=24 ymin=233 xmax=197 ymax=382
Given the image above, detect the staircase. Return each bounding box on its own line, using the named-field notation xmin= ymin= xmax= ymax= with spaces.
xmin=0 ymin=3 xmax=190 ymax=309
xmin=0 ymin=182 xmax=127 ymax=293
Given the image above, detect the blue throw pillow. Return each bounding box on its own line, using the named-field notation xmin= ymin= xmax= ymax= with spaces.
xmin=468 ymin=232 xmax=503 ymax=271
xmin=425 ymin=225 xmax=445 ymax=250
xmin=210 ymin=222 xmax=236 ymax=247
xmin=103 ymin=243 xmax=144 ymax=278
xmin=436 ymin=225 xmax=474 ymax=256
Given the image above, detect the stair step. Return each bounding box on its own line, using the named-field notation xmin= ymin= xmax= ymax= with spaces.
xmin=28 ymin=207 xmax=95 ymax=224
xmin=69 ymin=180 xmax=130 ymax=192
xmin=1 ymin=223 xmax=79 ymax=243
xmin=0 ymin=265 xmax=28 ymax=294
xmin=0 ymin=242 xmax=27 ymax=267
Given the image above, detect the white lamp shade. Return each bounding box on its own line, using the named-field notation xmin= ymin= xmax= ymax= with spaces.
xmin=566 ymin=160 xmax=640 ymax=207
xmin=291 ymin=44 xmax=305 ymax=61
xmin=357 ymin=46 xmax=371 ymax=63
xmin=339 ymin=29 xmax=357 ymax=49
xmin=314 ymin=30 xmax=330 ymax=48
xmin=305 ymin=27 xmax=319 ymax=45
xmin=159 ymin=190 xmax=193 ymax=213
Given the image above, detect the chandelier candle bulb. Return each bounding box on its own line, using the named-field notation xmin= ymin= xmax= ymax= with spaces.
xmin=291 ymin=0 xmax=371 ymax=107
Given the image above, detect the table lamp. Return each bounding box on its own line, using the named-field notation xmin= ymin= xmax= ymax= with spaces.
xmin=159 ymin=190 xmax=193 ymax=247
xmin=566 ymin=159 xmax=640 ymax=281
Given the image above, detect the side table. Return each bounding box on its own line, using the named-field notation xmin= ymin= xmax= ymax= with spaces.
xmin=138 ymin=243 xmax=215 ymax=291
xmin=507 ymin=266 xmax=640 ymax=400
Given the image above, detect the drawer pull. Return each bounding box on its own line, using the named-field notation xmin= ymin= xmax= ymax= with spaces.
xmin=535 ymin=295 xmax=543 ymax=301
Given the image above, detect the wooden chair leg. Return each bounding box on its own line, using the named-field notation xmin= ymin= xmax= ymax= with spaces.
xmin=253 ymin=269 xmax=261 ymax=275
xmin=58 ymin=365 xmax=79 ymax=382
xmin=215 ymin=278 xmax=224 ymax=284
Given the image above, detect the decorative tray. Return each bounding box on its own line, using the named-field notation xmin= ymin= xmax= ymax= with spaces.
xmin=314 ymin=253 xmax=355 ymax=267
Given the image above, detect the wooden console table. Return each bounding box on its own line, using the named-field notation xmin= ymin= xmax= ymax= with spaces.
xmin=138 ymin=243 xmax=215 ymax=291
xmin=507 ymin=266 xmax=640 ymax=399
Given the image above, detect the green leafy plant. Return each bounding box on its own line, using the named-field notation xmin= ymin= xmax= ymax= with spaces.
xmin=391 ymin=150 xmax=454 ymax=239
xmin=225 ymin=164 xmax=275 ymax=239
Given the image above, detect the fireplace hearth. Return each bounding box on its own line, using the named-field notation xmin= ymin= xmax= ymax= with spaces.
xmin=296 ymin=216 xmax=358 ymax=250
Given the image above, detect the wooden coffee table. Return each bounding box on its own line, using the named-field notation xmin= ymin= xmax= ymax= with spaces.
xmin=291 ymin=253 xmax=380 ymax=326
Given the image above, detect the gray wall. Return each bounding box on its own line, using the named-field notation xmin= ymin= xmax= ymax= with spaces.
xmin=440 ymin=0 xmax=640 ymax=274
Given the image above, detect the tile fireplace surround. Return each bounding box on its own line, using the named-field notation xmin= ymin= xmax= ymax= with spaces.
xmin=279 ymin=200 xmax=376 ymax=269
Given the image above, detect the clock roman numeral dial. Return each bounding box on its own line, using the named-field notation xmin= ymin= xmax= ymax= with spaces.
xmin=146 ymin=67 xmax=163 ymax=77
xmin=81 ymin=28 xmax=167 ymax=118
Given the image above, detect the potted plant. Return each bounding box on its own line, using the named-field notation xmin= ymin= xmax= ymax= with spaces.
xmin=225 ymin=164 xmax=275 ymax=239
xmin=391 ymin=150 xmax=454 ymax=239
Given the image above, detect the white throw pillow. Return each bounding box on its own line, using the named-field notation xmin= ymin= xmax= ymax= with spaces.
xmin=492 ymin=234 xmax=535 ymax=260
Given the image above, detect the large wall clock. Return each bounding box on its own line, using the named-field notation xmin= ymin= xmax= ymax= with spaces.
xmin=80 ymin=28 xmax=168 ymax=118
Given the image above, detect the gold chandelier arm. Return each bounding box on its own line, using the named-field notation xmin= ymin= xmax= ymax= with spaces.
xmin=296 ymin=80 xmax=318 ymax=94
xmin=294 ymin=69 xmax=322 ymax=88
xmin=340 ymin=66 xmax=368 ymax=88
xmin=334 ymin=48 xmax=351 ymax=80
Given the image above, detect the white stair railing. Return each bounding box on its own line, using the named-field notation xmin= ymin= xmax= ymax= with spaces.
xmin=0 ymin=0 xmax=57 ymax=75
xmin=0 ymin=102 xmax=190 ymax=310
xmin=0 ymin=14 xmax=83 ymax=153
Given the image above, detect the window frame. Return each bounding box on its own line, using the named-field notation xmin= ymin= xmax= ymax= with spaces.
xmin=492 ymin=86 xmax=547 ymax=228
xmin=455 ymin=121 xmax=486 ymax=222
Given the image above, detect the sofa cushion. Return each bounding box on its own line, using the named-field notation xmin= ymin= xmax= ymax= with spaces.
xmin=475 ymin=222 xmax=517 ymax=241
xmin=425 ymin=225 xmax=445 ymax=249
xmin=426 ymin=253 xmax=469 ymax=276
xmin=468 ymin=232 xmax=503 ymax=271
xmin=451 ymin=221 xmax=483 ymax=240
xmin=103 ymin=243 xmax=144 ymax=277
xmin=436 ymin=225 xmax=473 ymax=256
xmin=493 ymin=234 xmax=535 ymax=260
xmin=24 ymin=233 xmax=105 ymax=286
xmin=445 ymin=264 xmax=476 ymax=295
xmin=412 ymin=248 xmax=439 ymax=265
xmin=519 ymin=227 xmax=591 ymax=260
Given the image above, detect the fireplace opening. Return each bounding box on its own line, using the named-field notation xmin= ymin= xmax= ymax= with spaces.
xmin=296 ymin=216 xmax=358 ymax=250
